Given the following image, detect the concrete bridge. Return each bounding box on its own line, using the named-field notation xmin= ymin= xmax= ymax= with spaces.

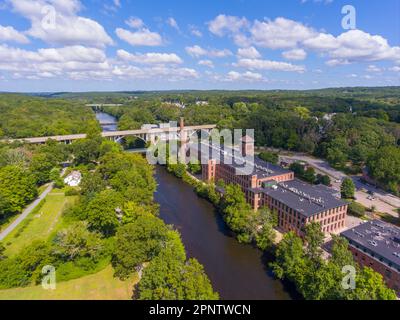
xmin=4 ymin=123 xmax=217 ymax=145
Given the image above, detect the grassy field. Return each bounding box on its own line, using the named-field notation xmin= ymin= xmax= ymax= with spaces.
xmin=0 ymin=265 xmax=138 ymax=300
xmin=2 ymin=188 xmax=77 ymax=256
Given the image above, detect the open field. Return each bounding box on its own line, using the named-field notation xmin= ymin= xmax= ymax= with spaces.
xmin=2 ymin=188 xmax=77 ymax=256
xmin=0 ymin=265 xmax=138 ymax=300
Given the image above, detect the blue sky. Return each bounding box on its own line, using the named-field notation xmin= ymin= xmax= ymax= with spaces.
xmin=0 ymin=0 xmax=399 ymax=91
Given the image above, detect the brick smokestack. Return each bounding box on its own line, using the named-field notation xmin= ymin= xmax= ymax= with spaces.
xmin=241 ymin=135 xmax=254 ymax=157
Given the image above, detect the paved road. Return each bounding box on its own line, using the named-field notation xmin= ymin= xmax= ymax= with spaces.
xmin=0 ymin=183 xmax=53 ymax=241
xmin=279 ymin=153 xmax=400 ymax=217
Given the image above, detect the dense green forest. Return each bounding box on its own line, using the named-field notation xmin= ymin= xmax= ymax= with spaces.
xmin=0 ymin=94 xmax=96 ymax=138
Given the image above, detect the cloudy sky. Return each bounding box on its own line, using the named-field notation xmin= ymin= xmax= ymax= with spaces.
xmin=0 ymin=0 xmax=399 ymax=92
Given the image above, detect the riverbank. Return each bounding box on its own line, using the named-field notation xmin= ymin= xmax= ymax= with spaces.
xmin=154 ymin=166 xmax=297 ymax=300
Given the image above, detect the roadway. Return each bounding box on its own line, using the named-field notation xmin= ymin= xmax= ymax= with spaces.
xmin=279 ymin=152 xmax=400 ymax=217
xmin=0 ymin=183 xmax=54 ymax=241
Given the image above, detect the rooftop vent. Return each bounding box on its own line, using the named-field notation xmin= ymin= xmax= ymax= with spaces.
xmin=368 ymin=240 xmax=378 ymax=247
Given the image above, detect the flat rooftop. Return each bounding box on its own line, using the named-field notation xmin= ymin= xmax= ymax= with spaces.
xmin=196 ymin=142 xmax=291 ymax=178
xmin=341 ymin=220 xmax=400 ymax=272
xmin=262 ymin=179 xmax=347 ymax=216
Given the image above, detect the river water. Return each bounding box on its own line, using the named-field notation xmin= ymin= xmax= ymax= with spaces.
xmin=95 ymin=112 xmax=118 ymax=132
xmin=97 ymin=111 xmax=296 ymax=300
xmin=154 ymin=167 xmax=295 ymax=300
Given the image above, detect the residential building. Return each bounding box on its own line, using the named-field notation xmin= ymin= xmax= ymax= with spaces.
xmin=63 ymin=171 xmax=82 ymax=187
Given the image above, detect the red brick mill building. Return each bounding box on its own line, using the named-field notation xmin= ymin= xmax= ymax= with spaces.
xmin=200 ymin=136 xmax=348 ymax=236
xmin=341 ymin=220 xmax=400 ymax=296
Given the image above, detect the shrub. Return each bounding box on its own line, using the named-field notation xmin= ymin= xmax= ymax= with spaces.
xmin=64 ymin=187 xmax=79 ymax=196
xmin=348 ymin=201 xmax=366 ymax=217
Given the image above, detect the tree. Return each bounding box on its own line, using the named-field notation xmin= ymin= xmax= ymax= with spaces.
xmin=350 ymin=267 xmax=397 ymax=300
xmin=52 ymin=222 xmax=103 ymax=261
xmin=304 ymin=222 xmax=324 ymax=265
xmin=341 ymin=178 xmax=355 ymax=199
xmin=258 ymin=151 xmax=279 ymax=165
xmin=86 ymin=189 xmax=124 ymax=236
xmin=187 ymin=160 xmax=201 ymax=174
xmin=270 ymin=232 xmax=306 ymax=287
xmin=112 ymin=216 xmax=169 ymax=279
xmin=180 ymin=258 xmax=219 ymax=300
xmin=0 ymin=165 xmax=37 ymax=217
xmin=80 ymin=171 xmax=107 ymax=198
xmin=348 ymin=201 xmax=366 ymax=217
xmin=0 ymin=242 xmax=6 ymax=261
xmin=167 ymin=163 xmax=186 ymax=178
xmin=367 ymin=146 xmax=400 ymax=194
xmin=29 ymin=153 xmax=56 ymax=185
xmin=121 ymin=201 xmax=159 ymax=225
xmin=289 ymin=162 xmax=305 ymax=177
xmin=137 ymin=231 xmax=218 ymax=300
xmin=316 ymin=174 xmax=331 ymax=186
xmin=303 ymin=167 xmax=316 ymax=184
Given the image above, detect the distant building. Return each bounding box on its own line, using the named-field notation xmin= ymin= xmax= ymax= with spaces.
xmin=341 ymin=220 xmax=400 ymax=296
xmin=200 ymin=136 xmax=347 ymax=236
xmin=195 ymin=100 xmax=209 ymax=106
xmin=63 ymin=171 xmax=82 ymax=187
xmin=323 ymin=113 xmax=337 ymax=121
xmin=163 ymin=101 xmax=186 ymax=109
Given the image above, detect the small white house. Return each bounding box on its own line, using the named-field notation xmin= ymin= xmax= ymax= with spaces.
xmin=64 ymin=171 xmax=82 ymax=187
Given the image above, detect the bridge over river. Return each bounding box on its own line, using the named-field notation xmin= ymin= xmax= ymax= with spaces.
xmin=4 ymin=123 xmax=216 ymax=145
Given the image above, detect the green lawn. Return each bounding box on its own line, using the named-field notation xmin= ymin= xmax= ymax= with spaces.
xmin=0 ymin=265 xmax=138 ymax=300
xmin=2 ymin=188 xmax=77 ymax=256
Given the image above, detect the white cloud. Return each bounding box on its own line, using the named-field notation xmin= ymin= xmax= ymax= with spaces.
xmin=366 ymin=65 xmax=382 ymax=73
xmin=116 ymin=28 xmax=163 ymax=46
xmin=208 ymin=14 xmax=400 ymax=67
xmin=167 ymin=17 xmax=179 ymax=31
xmin=389 ymin=66 xmax=400 ymax=72
xmin=113 ymin=0 xmax=121 ymax=7
xmin=237 ymin=47 xmax=261 ymax=59
xmin=189 ymin=26 xmax=202 ymax=37
xmin=304 ymin=30 xmax=400 ymax=65
xmin=0 ymin=25 xmax=30 ymax=43
xmin=302 ymin=33 xmax=337 ymax=50
xmin=10 ymin=0 xmax=113 ymax=47
xmin=0 ymin=44 xmax=198 ymax=82
xmin=185 ymin=45 xmax=232 ymax=58
xmin=116 ymin=50 xmax=183 ymax=64
xmin=282 ymin=48 xmax=307 ymax=60
xmin=198 ymin=60 xmax=214 ymax=68
xmin=208 ymin=14 xmax=248 ymax=37
xmin=0 ymin=44 xmax=109 ymax=79
xmin=250 ymin=17 xmax=316 ymax=49
xmin=236 ymin=58 xmax=305 ymax=72
xmin=125 ymin=17 xmax=144 ymax=29
xmin=112 ymin=65 xmax=199 ymax=81
xmin=217 ymin=70 xmax=264 ymax=82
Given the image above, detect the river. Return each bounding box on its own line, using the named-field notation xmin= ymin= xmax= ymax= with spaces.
xmin=95 ymin=111 xmax=118 ymax=132
xmin=154 ymin=166 xmax=295 ymax=300
xmin=97 ymin=111 xmax=296 ymax=300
